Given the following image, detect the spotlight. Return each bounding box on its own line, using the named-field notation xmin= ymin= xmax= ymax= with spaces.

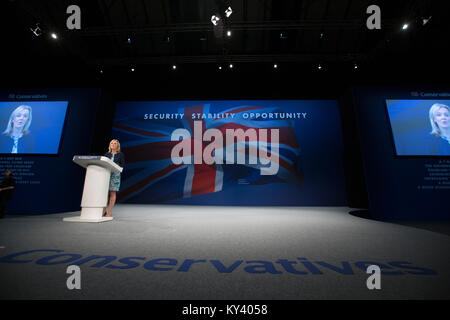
xmin=229 ymin=63 xmax=233 ymax=69
xmin=211 ymin=15 xmax=220 ymax=26
xmin=218 ymin=66 xmax=222 ymax=70
xmin=227 ymin=30 xmax=232 ymax=37
xmin=131 ymin=67 xmax=135 ymax=72
xmin=225 ymin=6 xmax=233 ymax=18
xmin=50 ymin=33 xmax=58 ymax=40
xmin=318 ymin=64 xmax=322 ymax=70
xmin=354 ymin=64 xmax=358 ymax=70
xmin=402 ymin=23 xmax=409 ymax=30
xmin=273 ymin=64 xmax=278 ymax=69
xmin=172 ymin=65 xmax=177 ymax=70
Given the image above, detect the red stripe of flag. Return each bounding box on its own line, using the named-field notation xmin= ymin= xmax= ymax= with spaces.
xmin=183 ymin=105 xmax=205 ymax=133
xmin=122 ymin=141 xmax=180 ymax=162
xmin=191 ymin=164 xmax=218 ymax=196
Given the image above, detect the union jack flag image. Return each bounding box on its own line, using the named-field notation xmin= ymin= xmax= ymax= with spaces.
xmin=112 ymin=101 xmax=304 ymax=204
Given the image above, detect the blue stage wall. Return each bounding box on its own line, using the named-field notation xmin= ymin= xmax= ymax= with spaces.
xmin=0 ymin=89 xmax=100 ymax=214
xmin=112 ymin=100 xmax=347 ymax=206
xmin=352 ymin=87 xmax=450 ymax=221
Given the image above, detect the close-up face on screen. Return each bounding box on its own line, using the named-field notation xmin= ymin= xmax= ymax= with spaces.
xmin=386 ymin=100 xmax=450 ymax=156
xmin=0 ymin=101 xmax=68 ymax=155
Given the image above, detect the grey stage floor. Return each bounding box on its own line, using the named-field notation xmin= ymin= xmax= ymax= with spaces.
xmin=0 ymin=205 xmax=449 ymax=300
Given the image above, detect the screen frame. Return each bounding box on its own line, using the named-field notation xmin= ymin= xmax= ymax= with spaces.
xmin=0 ymin=100 xmax=70 ymax=156
xmin=384 ymin=98 xmax=450 ymax=158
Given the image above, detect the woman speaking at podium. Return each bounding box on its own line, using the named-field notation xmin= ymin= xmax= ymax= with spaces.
xmin=103 ymin=139 xmax=125 ymax=217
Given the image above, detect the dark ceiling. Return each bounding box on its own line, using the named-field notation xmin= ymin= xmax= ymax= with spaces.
xmin=1 ymin=0 xmax=449 ymax=92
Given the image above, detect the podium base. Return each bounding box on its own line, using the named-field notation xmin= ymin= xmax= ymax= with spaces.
xmin=63 ymin=217 xmax=114 ymax=223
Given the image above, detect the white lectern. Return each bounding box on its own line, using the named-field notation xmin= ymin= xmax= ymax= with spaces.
xmin=63 ymin=156 xmax=123 ymax=223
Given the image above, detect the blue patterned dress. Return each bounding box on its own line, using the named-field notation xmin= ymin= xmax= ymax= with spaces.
xmin=109 ymin=154 xmax=121 ymax=191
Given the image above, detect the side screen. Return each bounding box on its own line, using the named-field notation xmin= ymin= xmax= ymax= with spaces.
xmin=385 ymin=99 xmax=450 ymax=156
xmin=0 ymin=101 xmax=69 ymax=155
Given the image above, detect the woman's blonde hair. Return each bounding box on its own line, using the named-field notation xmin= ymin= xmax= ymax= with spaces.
xmin=429 ymin=103 xmax=450 ymax=137
xmin=3 ymin=105 xmax=32 ymax=136
xmin=108 ymin=139 xmax=121 ymax=153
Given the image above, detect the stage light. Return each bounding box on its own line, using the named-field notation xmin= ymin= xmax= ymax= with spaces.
xmin=218 ymin=66 xmax=222 ymax=70
xmin=211 ymin=15 xmax=220 ymax=26
xmin=354 ymin=64 xmax=358 ymax=70
xmin=225 ymin=6 xmax=233 ymax=18
xmin=227 ymin=30 xmax=232 ymax=37
xmin=131 ymin=67 xmax=135 ymax=72
xmin=318 ymin=64 xmax=322 ymax=70
xmin=51 ymin=33 xmax=58 ymax=40
xmin=172 ymin=65 xmax=177 ymax=70
xmin=402 ymin=23 xmax=409 ymax=30
xmin=229 ymin=63 xmax=233 ymax=69
xmin=273 ymin=64 xmax=278 ymax=69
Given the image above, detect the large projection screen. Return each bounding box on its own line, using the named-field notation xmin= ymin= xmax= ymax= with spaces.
xmin=112 ymin=100 xmax=347 ymax=206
